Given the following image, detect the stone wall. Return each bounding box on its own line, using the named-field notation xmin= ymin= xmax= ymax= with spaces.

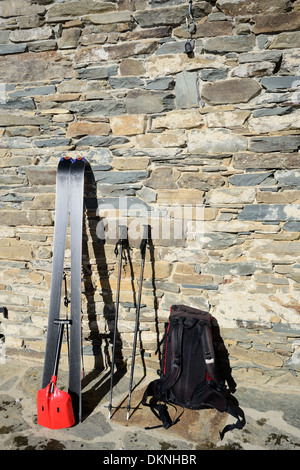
xmin=0 ymin=0 xmax=300 ymax=389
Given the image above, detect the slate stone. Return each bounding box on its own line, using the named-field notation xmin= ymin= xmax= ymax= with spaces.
xmin=120 ymin=58 xmax=146 ymax=77
xmin=8 ymin=85 xmax=56 ymax=98
xmin=155 ymin=40 xmax=186 ymax=55
xmin=216 ymin=0 xmax=291 ymax=16
xmin=175 ymin=71 xmax=199 ymax=109
xmin=133 ymin=3 xmax=211 ymax=28
xmin=83 ymin=10 xmax=133 ymax=26
xmin=275 ymin=169 xmax=300 ymax=186
xmin=97 ymin=185 xmax=139 ymax=197
xmin=58 ymin=27 xmax=81 ymax=49
xmin=228 ymin=171 xmax=274 ymax=186
xmin=0 ymin=44 xmax=27 ymax=55
xmin=252 ymin=12 xmax=300 ymax=34
xmin=0 ymin=137 xmax=32 ymax=149
xmin=108 ymin=77 xmax=144 ymax=89
xmin=238 ymin=51 xmax=282 ymax=64
xmin=126 ymin=90 xmax=175 ymax=114
xmin=75 ymin=136 xmax=129 ymax=147
xmin=248 ymin=135 xmax=300 ymax=152
xmin=0 ymin=97 xmax=35 ymax=110
xmin=65 ymin=100 xmax=126 ymax=116
xmin=0 ymin=193 xmax=32 ymax=203
xmin=146 ymin=77 xmax=175 ymax=90
xmin=282 ymin=221 xmax=300 ymax=232
xmin=270 ymin=31 xmax=300 ymax=49
xmin=232 ymin=61 xmax=276 ymax=79
xmin=203 ymin=232 xmax=239 ymax=249
xmin=0 ymin=31 xmax=10 ymax=43
xmin=25 ymin=167 xmax=57 ymax=186
xmin=202 ymin=261 xmax=270 ymax=276
xmin=34 ymin=138 xmax=71 ymax=148
xmin=94 ymin=170 xmax=149 ymax=185
xmin=0 ymin=114 xmax=49 ymax=126
xmin=96 ymin=196 xmax=149 ymax=210
xmin=256 ymin=91 xmax=290 ymax=106
xmin=233 ymin=152 xmax=300 ymax=169
xmin=47 ymin=1 xmax=116 ymax=21
xmin=188 ymin=128 xmax=247 ymax=154
xmin=252 ymin=106 xmax=292 ymax=117
xmin=108 ymin=41 xmax=158 ymax=61
xmin=0 ymin=0 xmax=45 ymax=18
xmin=237 ymin=204 xmax=300 ymax=221
xmin=199 ymin=68 xmax=228 ymax=82
xmin=28 ymin=40 xmax=57 ymax=53
xmin=77 ymin=65 xmax=118 ymax=80
xmin=182 ymin=284 xmax=218 ymax=290
xmin=261 ymin=76 xmax=300 ymax=91
xmin=189 ymin=20 xmax=233 ymax=38
xmin=202 ymin=78 xmax=261 ymax=104
xmin=204 ymin=35 xmax=256 ymax=53
xmin=74 ymin=42 xmax=158 ymax=66
xmin=0 ymin=51 xmax=72 ymax=83
xmin=272 ymin=323 xmax=300 ymax=335
xmin=10 ymin=26 xmax=54 ymax=43
xmin=145 ymin=167 xmax=177 ymax=189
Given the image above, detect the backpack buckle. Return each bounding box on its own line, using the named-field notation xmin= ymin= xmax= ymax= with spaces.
xmin=205 ymin=358 xmax=214 ymax=364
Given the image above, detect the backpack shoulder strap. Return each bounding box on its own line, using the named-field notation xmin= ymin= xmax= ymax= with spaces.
xmin=159 ymin=318 xmax=184 ymax=399
xmin=220 ymin=402 xmax=246 ymax=440
xmin=200 ymin=321 xmax=225 ymax=390
xmin=141 ymin=318 xmax=184 ymax=429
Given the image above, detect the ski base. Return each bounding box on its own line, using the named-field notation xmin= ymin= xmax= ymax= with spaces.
xmin=40 ymin=157 xmax=86 ymax=425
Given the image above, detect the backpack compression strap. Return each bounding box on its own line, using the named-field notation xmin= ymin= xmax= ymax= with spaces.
xmin=200 ymin=322 xmax=225 ymax=390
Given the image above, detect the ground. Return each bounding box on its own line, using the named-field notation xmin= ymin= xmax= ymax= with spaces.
xmin=0 ymin=354 xmax=299 ymax=453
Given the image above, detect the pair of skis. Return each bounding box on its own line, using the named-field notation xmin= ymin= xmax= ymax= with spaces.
xmin=108 ymin=225 xmax=149 ymax=420
xmin=40 ymin=157 xmax=86 ymax=426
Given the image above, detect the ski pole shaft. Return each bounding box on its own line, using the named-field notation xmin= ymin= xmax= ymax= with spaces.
xmin=127 ymin=225 xmax=149 ymax=420
xmin=108 ymin=225 xmax=127 ymax=419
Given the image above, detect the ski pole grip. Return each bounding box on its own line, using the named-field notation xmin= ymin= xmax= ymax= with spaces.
xmin=142 ymin=224 xmax=148 ymax=241
xmin=119 ymin=225 xmax=128 ymax=243
xmin=140 ymin=224 xmax=149 ymax=257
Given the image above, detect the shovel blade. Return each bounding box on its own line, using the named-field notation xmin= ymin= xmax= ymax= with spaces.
xmin=37 ymin=382 xmax=75 ymax=429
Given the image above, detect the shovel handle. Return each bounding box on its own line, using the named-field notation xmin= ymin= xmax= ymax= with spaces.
xmin=49 ymin=375 xmax=57 ymax=394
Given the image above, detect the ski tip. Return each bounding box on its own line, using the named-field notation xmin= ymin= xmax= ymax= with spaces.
xmin=126 ymin=410 xmax=130 ymax=421
xmin=59 ymin=156 xmax=75 ymax=163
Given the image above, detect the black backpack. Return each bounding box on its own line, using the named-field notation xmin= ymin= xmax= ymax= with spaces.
xmin=142 ymin=305 xmax=245 ymax=439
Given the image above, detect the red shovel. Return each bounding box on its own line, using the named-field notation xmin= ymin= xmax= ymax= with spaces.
xmin=37 ymin=319 xmax=75 ymax=429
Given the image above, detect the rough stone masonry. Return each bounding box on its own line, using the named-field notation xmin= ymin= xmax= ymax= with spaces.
xmin=0 ymin=0 xmax=299 ymax=392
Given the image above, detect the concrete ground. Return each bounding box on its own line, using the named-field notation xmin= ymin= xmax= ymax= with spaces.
xmin=0 ymin=351 xmax=300 ymax=454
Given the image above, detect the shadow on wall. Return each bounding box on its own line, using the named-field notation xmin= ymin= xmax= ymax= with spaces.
xmin=80 ymin=163 xmax=157 ymax=419
xmin=80 ymin=162 xmax=126 ymax=419
xmin=80 ymin=163 xmax=242 ymax=424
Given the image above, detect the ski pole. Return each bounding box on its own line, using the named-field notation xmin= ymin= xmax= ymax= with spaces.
xmin=108 ymin=225 xmax=128 ymax=419
xmin=127 ymin=224 xmax=149 ymax=420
